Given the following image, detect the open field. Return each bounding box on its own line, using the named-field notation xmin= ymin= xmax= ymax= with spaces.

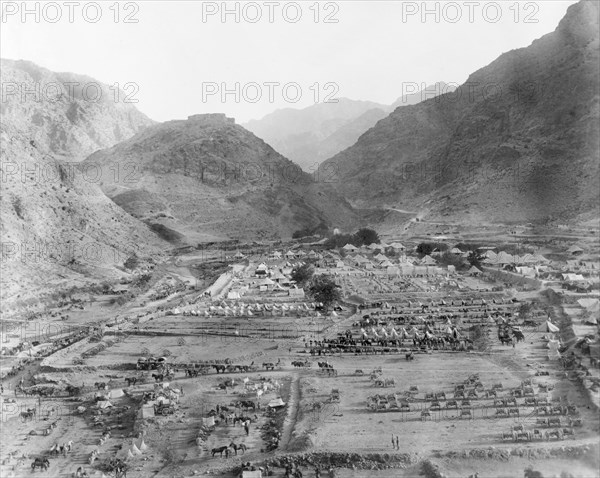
xmin=1 ymin=241 xmax=599 ymax=478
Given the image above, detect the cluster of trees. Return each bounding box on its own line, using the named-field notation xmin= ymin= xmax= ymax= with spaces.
xmin=324 ymin=227 xmax=380 ymax=249
xmin=469 ymin=324 xmax=491 ymax=351
xmin=417 ymin=243 xmax=484 ymax=270
xmin=308 ymin=274 xmax=341 ymax=313
xmin=292 ymin=222 xmax=329 ymax=239
xmin=437 ymin=251 xmax=469 ymax=270
xmin=416 ymin=242 xmax=448 ymax=255
xmin=290 ymin=263 xmax=315 ymax=286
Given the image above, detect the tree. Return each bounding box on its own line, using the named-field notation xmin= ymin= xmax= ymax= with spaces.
xmin=416 ymin=243 xmax=435 ymax=255
xmin=439 ymin=251 xmax=468 ymax=270
xmin=518 ymin=302 xmax=533 ymax=321
xmin=291 ymin=263 xmax=314 ymax=287
xmin=524 ymin=466 xmax=545 ymax=478
xmin=354 ymin=228 xmax=380 ymax=246
xmin=467 ymin=250 xmax=483 ymax=269
xmin=469 ymin=324 xmax=490 ymax=351
xmin=308 ymin=274 xmax=342 ymax=313
xmin=417 ymin=242 xmax=448 ymax=255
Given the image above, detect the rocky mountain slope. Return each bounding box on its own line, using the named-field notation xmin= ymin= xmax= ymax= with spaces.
xmin=0 ymin=122 xmax=165 ymax=309
xmin=323 ymin=0 xmax=600 ymax=225
xmin=1 ymin=60 xmax=164 ymax=309
xmin=0 ymin=59 xmax=154 ymax=161
xmin=84 ymin=114 xmax=359 ymax=242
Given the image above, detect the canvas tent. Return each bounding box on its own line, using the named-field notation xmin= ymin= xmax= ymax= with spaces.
xmin=97 ymin=400 xmax=113 ymax=409
xmin=562 ymin=273 xmax=586 ymax=282
xmin=268 ymin=398 xmax=286 ymax=408
xmin=288 ymin=288 xmax=305 ymax=298
xmin=140 ymin=405 xmax=155 ymax=418
xmin=108 ymin=389 xmax=124 ymax=399
xmin=578 ymin=298 xmax=600 ymax=311
xmin=420 ymin=255 xmax=437 ymax=265
xmin=567 ymin=245 xmax=584 ymax=255
xmin=242 ymin=471 xmax=263 ymax=478
xmin=516 ymin=266 xmax=536 ymax=277
xmin=536 ymin=321 xmax=560 ymax=333
xmin=202 ymin=416 xmax=215 ymax=427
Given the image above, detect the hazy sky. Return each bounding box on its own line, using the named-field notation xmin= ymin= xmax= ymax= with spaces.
xmin=2 ymin=1 xmax=578 ymax=122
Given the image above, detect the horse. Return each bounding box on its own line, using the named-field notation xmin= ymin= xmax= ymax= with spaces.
xmin=125 ymin=377 xmax=137 ymax=387
xmin=235 ymin=400 xmax=256 ymax=411
xmin=20 ymin=409 xmax=35 ymax=421
xmin=229 ymin=442 xmax=247 ymax=455
xmin=212 ymin=364 xmax=226 ymax=374
xmin=151 ymin=374 xmax=164 ymax=382
xmin=31 ymin=457 xmax=50 ymax=471
xmin=211 ymin=446 xmax=229 ymax=457
xmin=66 ymin=385 xmax=81 ymax=396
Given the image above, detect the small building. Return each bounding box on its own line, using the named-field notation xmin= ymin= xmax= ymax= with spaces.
xmin=342 ymin=244 xmax=358 ymax=253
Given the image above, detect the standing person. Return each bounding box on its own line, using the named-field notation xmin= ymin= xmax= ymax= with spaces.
xmin=391 ymin=434 xmax=395 ymax=448
xmin=395 ymin=436 xmax=399 ymax=450
xmin=244 ymin=421 xmax=250 ymax=436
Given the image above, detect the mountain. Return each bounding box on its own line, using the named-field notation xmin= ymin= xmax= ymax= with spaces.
xmin=83 ymin=114 xmax=359 ymax=243
xmin=322 ymin=0 xmax=600 ymax=225
xmin=0 ymin=122 xmax=165 ymax=310
xmin=1 ymin=60 xmax=165 ymax=310
xmin=244 ymin=87 xmax=453 ymax=171
xmin=243 ymin=98 xmax=389 ymax=171
xmin=0 ymin=59 xmax=154 ymax=161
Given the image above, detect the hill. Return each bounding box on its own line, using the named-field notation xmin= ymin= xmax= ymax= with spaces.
xmin=322 ymin=0 xmax=600 ymax=226
xmin=83 ymin=114 xmax=359 ymax=243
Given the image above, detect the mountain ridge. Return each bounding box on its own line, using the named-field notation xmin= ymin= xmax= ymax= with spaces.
xmin=321 ymin=0 xmax=600 ymax=226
